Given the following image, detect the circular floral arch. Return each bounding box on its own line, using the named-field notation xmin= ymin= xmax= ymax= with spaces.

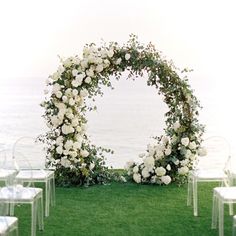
xmin=42 ymin=35 xmax=204 ymax=187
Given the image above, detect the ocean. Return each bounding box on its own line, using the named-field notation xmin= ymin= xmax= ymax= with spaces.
xmin=0 ymin=76 xmax=235 ymax=168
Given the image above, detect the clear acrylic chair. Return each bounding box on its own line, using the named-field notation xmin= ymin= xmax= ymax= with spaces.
xmin=187 ymin=136 xmax=230 ymax=216
xmin=0 ymin=186 xmax=44 ymax=236
xmin=233 ymin=215 xmax=236 ymax=236
xmin=13 ymin=137 xmax=55 ymax=217
xmin=0 ymin=149 xmax=17 ymax=186
xmin=0 ymin=216 xmax=18 ymax=236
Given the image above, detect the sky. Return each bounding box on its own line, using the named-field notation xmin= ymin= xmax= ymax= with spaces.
xmin=0 ymin=0 xmax=236 ymax=149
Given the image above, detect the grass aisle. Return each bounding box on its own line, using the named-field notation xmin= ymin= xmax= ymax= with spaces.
xmin=15 ymin=182 xmax=232 ymax=236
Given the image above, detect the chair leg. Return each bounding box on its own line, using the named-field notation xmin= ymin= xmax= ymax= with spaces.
xmin=211 ymin=191 xmax=218 ymax=229
xmin=193 ymin=178 xmax=198 ymax=216
xmin=219 ymin=200 xmax=224 ymax=236
xmin=51 ymin=175 xmax=56 ymax=206
xmin=229 ymin=203 xmax=234 ymax=215
xmin=187 ymin=174 xmax=193 ymax=206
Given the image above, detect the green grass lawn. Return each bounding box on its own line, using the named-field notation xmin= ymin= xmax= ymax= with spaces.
xmin=13 ymin=182 xmax=234 ymax=236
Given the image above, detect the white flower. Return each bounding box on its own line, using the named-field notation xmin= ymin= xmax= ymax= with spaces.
xmin=61 ymin=125 xmax=74 ymax=135
xmin=181 ymin=137 xmax=190 ymax=147
xmin=96 ymin=65 xmax=103 ymax=73
xmin=56 ymin=146 xmax=63 ymax=154
xmin=161 ymin=175 xmax=171 ymax=185
xmin=139 ymin=153 xmax=145 ymax=158
xmin=80 ymin=59 xmax=88 ymax=69
xmin=151 ymin=175 xmax=157 ymax=183
xmin=85 ymin=77 xmax=92 ymax=84
xmin=178 ymin=166 xmax=189 ymax=175
xmin=198 ymin=147 xmax=207 ymax=156
xmin=133 ymin=165 xmax=139 ymax=173
xmin=103 ymin=59 xmax=110 ymax=66
xmin=125 ymin=53 xmax=131 ymax=60
xmin=174 ymin=159 xmax=180 ymax=165
xmin=173 ymin=121 xmax=180 ymax=131
xmin=56 ymin=91 xmax=62 ymax=98
xmin=143 ymin=156 xmax=155 ymax=167
xmin=72 ymin=89 xmax=78 ymax=96
xmin=185 ymin=149 xmax=192 ymax=158
xmin=69 ymin=151 xmax=77 ymax=158
xmin=89 ymin=162 xmax=95 ymax=170
xmin=180 ymin=159 xmax=189 ymax=166
xmin=52 ymin=83 xmax=61 ymax=94
xmin=69 ymin=98 xmax=75 ymax=106
xmin=62 ymin=96 xmax=68 ymax=103
xmin=141 ymin=167 xmax=150 ymax=178
xmin=80 ymin=89 xmax=88 ymax=97
xmin=155 ymin=150 xmax=164 ymax=159
xmin=189 ymin=141 xmax=197 ymax=150
xmin=72 ymin=79 xmax=81 ymax=87
xmin=63 ymin=58 xmax=73 ymax=67
xmin=171 ymin=135 xmax=178 ymax=143
xmin=120 ymin=176 xmax=127 ymax=183
xmin=51 ymin=116 xmax=62 ymax=127
xmin=107 ymin=49 xmax=114 ymax=58
xmin=86 ymin=69 xmax=94 ymax=77
xmin=73 ymin=141 xmax=82 ymax=149
xmin=165 ymin=147 xmax=172 ymax=156
xmin=76 ymin=126 xmax=82 ymax=132
xmin=64 ymin=140 xmax=74 ymax=150
xmin=133 ymin=173 xmax=141 ymax=183
xmin=71 ymin=118 xmax=79 ymax=127
xmin=80 ymin=150 xmax=89 ymax=158
xmin=44 ymin=89 xmax=49 ymax=95
xmin=166 ymin=164 xmax=171 ymax=171
xmin=155 ymin=167 xmax=166 ymax=176
xmin=72 ymin=69 xmax=78 ymax=77
xmin=60 ymin=157 xmax=71 ymax=168
xmin=56 ymin=136 xmax=63 ymax=146
xmin=161 ymin=136 xmax=169 ymax=145
xmin=116 ymin=58 xmax=122 ymax=65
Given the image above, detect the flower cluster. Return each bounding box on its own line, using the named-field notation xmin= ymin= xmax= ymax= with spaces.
xmin=42 ymin=34 xmax=204 ymax=186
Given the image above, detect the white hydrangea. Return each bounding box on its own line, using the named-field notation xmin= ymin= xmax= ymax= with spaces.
xmin=178 ymin=166 xmax=189 ymax=175
xmin=155 ymin=167 xmax=166 ymax=176
xmin=133 ymin=173 xmax=141 ymax=183
xmin=161 ymin=175 xmax=171 ymax=185
xmin=61 ymin=125 xmax=74 ymax=135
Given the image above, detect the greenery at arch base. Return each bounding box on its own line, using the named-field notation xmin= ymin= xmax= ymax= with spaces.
xmin=41 ymin=35 xmax=205 ymax=187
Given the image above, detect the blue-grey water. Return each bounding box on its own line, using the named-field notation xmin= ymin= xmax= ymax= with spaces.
xmin=0 ymin=76 xmax=235 ymax=168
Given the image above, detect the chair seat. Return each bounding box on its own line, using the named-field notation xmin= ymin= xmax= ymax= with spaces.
xmin=0 ymin=186 xmax=42 ymax=202
xmin=214 ymin=187 xmax=236 ymax=201
xmin=0 ymin=216 xmax=18 ymax=234
xmin=16 ymin=170 xmax=54 ymax=180
xmin=192 ymin=169 xmax=227 ymax=180
xmin=0 ymin=169 xmax=16 ymax=178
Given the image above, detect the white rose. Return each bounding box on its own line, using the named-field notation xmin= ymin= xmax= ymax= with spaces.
xmin=72 ymin=89 xmax=78 ymax=96
xmin=198 ymin=147 xmax=207 ymax=156
xmin=116 ymin=58 xmax=122 ymax=65
xmin=86 ymin=69 xmax=94 ymax=77
xmin=72 ymin=69 xmax=78 ymax=77
xmin=69 ymin=98 xmax=75 ymax=106
xmin=52 ymin=83 xmax=61 ymax=94
xmin=80 ymin=89 xmax=88 ymax=97
xmin=89 ymin=162 xmax=95 ymax=170
xmin=69 ymin=151 xmax=77 ymax=158
xmin=133 ymin=173 xmax=141 ymax=183
xmin=185 ymin=149 xmax=192 ymax=158
xmin=60 ymin=157 xmax=70 ymax=168
xmin=107 ymin=49 xmax=114 ymax=58
xmin=81 ymin=59 xmax=88 ymax=69
xmin=166 ymin=164 xmax=171 ymax=171
xmin=144 ymin=156 xmax=155 ymax=167
xmin=125 ymin=53 xmax=131 ymax=60
xmin=189 ymin=141 xmax=197 ymax=150
xmin=85 ymin=77 xmax=92 ymax=84
xmin=165 ymin=147 xmax=172 ymax=156
xmin=173 ymin=121 xmax=180 ymax=131
xmin=161 ymin=175 xmax=171 ymax=185
xmin=56 ymin=146 xmax=63 ymax=154
xmin=71 ymin=118 xmax=79 ymax=127
xmin=181 ymin=137 xmax=190 ymax=147
xmin=155 ymin=167 xmax=166 ymax=176
xmin=103 ymin=59 xmax=110 ymax=66
xmin=62 ymin=96 xmax=68 ymax=103
xmin=56 ymin=136 xmax=63 ymax=145
xmin=155 ymin=150 xmax=164 ymax=159
xmin=161 ymin=136 xmax=169 ymax=145
xmin=72 ymin=79 xmax=81 ymax=88
xmin=180 ymin=159 xmax=189 ymax=166
xmin=61 ymin=125 xmax=74 ymax=135
xmin=133 ymin=165 xmax=139 ymax=173
xmin=64 ymin=140 xmax=74 ymax=150
xmin=178 ymin=166 xmax=189 ymax=175
xmin=56 ymin=91 xmax=62 ymax=98
xmin=96 ymin=65 xmax=103 ymax=73
xmin=141 ymin=167 xmax=150 ymax=178
xmin=73 ymin=141 xmax=82 ymax=149
xmin=80 ymin=150 xmax=89 ymax=158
